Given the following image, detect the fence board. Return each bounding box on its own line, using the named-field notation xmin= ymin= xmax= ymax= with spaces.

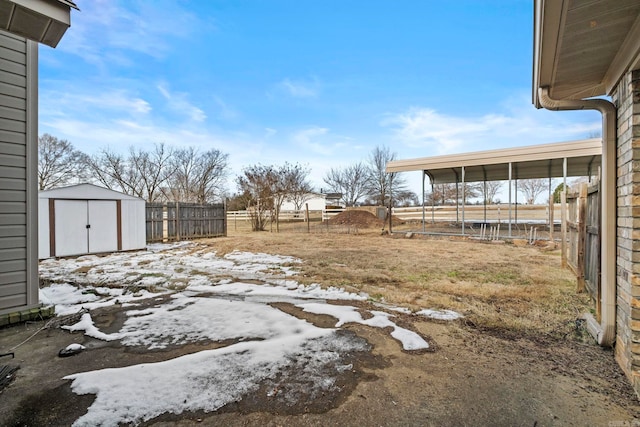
xmin=565 ymin=183 xmax=600 ymax=318
xmin=145 ymin=202 xmax=226 ymax=243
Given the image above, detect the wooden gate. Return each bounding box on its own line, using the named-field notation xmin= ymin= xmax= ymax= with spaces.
xmin=566 ymin=183 xmax=601 ymax=319
xmin=146 ymin=202 xmax=226 ymax=243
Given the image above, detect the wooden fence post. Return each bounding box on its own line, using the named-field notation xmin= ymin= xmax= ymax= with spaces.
xmin=576 ymin=183 xmax=587 ymax=293
xmin=176 ymin=202 xmax=181 ymax=242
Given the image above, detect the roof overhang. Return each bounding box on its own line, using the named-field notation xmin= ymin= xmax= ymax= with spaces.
xmin=533 ymin=0 xmax=640 ymax=107
xmin=0 ymin=0 xmax=78 ymax=48
xmin=386 ymin=139 xmax=601 ymax=184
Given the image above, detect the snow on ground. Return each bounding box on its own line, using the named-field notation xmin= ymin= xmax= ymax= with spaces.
xmin=37 ymin=243 xmax=457 ymax=425
xmin=297 ymin=303 xmax=429 ymax=351
xmin=416 ymin=309 xmax=464 ymax=321
xmin=39 ymin=243 xmax=303 ymax=292
xmin=65 ymin=331 xmax=367 ymax=427
xmin=40 ymin=283 xmax=163 ymax=316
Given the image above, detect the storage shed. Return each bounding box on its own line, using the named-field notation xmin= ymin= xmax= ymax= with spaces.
xmin=38 ymin=184 xmax=146 ymax=259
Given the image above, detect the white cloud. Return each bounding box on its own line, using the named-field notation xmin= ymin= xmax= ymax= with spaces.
xmin=292 ymin=126 xmax=329 ymax=153
xmin=383 ymin=101 xmax=602 ymax=156
xmin=279 ymin=78 xmax=319 ymax=98
xmin=59 ymin=0 xmax=202 ymax=65
xmin=212 ymin=96 xmax=238 ymax=120
xmin=42 ymin=89 xmax=152 ymax=115
xmin=157 ymin=83 xmax=207 ymax=122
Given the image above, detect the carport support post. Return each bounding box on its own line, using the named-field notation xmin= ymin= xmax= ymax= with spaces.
xmin=549 ymin=194 xmax=554 ymax=241
xmin=455 ymin=180 xmax=459 ymax=224
xmin=483 ymin=179 xmax=487 ymax=223
xmin=561 ymin=157 xmax=567 ymax=267
xmin=422 ymin=171 xmax=426 ymax=233
xmin=431 ymin=181 xmax=435 ymax=225
xmin=461 ymin=166 xmax=466 ymax=236
xmin=508 ymin=162 xmax=512 ymax=237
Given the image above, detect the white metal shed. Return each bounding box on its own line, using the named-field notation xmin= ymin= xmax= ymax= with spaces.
xmin=38 ymin=184 xmax=146 ymax=259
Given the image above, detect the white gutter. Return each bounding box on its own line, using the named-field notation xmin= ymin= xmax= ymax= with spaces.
xmin=538 ymin=87 xmax=616 ymax=347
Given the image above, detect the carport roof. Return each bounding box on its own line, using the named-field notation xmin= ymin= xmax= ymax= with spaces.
xmin=385 ymin=138 xmax=601 ymax=184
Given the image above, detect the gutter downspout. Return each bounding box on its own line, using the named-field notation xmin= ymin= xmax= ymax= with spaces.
xmin=538 ymin=87 xmax=616 ymax=347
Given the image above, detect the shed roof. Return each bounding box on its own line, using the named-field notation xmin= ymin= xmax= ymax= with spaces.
xmin=386 ymin=139 xmax=601 ymax=184
xmin=533 ymin=0 xmax=640 ymax=106
xmin=39 ymin=183 xmax=144 ymax=201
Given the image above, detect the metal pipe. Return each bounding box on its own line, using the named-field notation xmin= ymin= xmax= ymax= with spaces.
xmin=422 ymin=171 xmax=426 ymax=233
xmin=461 ymin=166 xmax=466 ymax=236
xmin=538 ymin=86 xmax=616 ymax=347
xmin=508 ymin=162 xmax=512 ymax=237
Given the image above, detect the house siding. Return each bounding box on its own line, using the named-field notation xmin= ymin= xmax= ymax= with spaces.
xmin=0 ymin=30 xmax=37 ymax=316
xmin=614 ymin=68 xmax=640 ymax=395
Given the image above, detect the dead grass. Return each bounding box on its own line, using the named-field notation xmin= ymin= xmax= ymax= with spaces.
xmin=203 ymin=220 xmax=591 ymax=339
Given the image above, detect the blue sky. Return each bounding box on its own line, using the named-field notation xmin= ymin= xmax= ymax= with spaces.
xmin=38 ymin=0 xmax=602 ymax=195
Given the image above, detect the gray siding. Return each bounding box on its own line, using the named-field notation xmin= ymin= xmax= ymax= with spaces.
xmin=0 ymin=30 xmax=33 ymax=315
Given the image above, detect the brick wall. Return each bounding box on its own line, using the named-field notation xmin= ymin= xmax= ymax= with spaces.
xmin=614 ymin=69 xmax=640 ymax=394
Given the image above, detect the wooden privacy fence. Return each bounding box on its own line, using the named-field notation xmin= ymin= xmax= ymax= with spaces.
xmin=146 ymin=202 xmax=226 ymax=243
xmin=566 ymin=183 xmax=601 ymax=318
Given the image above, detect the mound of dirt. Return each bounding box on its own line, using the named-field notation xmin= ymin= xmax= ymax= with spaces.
xmin=329 ymin=210 xmax=384 ymax=227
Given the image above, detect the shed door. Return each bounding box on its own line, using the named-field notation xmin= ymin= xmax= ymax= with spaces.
xmin=54 ymin=200 xmax=119 ymax=257
xmin=88 ymin=201 xmax=118 ymax=253
xmin=54 ymin=200 xmax=89 ymax=257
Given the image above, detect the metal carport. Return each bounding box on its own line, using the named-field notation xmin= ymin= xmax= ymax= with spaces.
xmin=386 ymin=138 xmax=601 ymax=236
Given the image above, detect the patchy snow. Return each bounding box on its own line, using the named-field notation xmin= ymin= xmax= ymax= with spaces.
xmin=297 ymin=303 xmax=429 ymax=351
xmin=64 ymin=343 xmax=86 ymax=352
xmin=119 ymin=294 xmax=322 ymax=349
xmin=65 ymin=323 xmax=368 ymax=426
xmin=62 ymin=313 xmax=120 ymax=341
xmin=36 ymin=243 xmax=449 ymax=425
xmin=417 ymin=309 xmax=463 ymax=321
xmin=40 ymin=283 xmax=164 ymax=316
xmin=39 ymin=243 xmax=306 ymax=293
xmin=187 ymin=281 xmax=366 ymax=302
xmin=40 ymin=283 xmax=99 ymax=309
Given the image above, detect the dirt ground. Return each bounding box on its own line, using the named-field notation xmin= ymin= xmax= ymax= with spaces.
xmin=1 ymin=224 xmax=639 ymax=426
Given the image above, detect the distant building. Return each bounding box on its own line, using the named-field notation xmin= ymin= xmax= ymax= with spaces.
xmin=281 ymin=192 xmax=343 ymax=211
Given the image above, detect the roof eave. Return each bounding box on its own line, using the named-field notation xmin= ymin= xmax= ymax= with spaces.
xmin=532 ymin=0 xmax=565 ymax=108
xmin=533 ymin=0 xmax=640 ymax=107
xmin=0 ymin=0 xmax=78 ymax=48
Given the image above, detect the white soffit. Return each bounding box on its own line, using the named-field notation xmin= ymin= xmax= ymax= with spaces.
xmin=386 ymin=139 xmax=601 ymax=184
xmin=533 ymin=0 xmax=640 ymax=106
xmin=0 ymin=0 xmax=78 ymax=48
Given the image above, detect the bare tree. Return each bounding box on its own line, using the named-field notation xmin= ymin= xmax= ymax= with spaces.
xmin=427 ymin=182 xmax=481 ymax=205
xmin=394 ymin=190 xmax=419 ymax=207
xmin=323 ymin=162 xmax=369 ymax=207
xmin=165 ymin=147 xmax=229 ymax=203
xmin=85 ymin=148 xmax=139 ymax=195
xmin=283 ymin=163 xmax=314 ymax=210
xmin=236 ymin=164 xmax=277 ymax=231
xmin=482 ymin=181 xmax=503 ymax=204
xmin=518 ymin=178 xmax=548 ymax=204
xmin=129 ymin=143 xmax=173 ymax=202
xmin=365 ymin=145 xmax=407 ymax=207
xmin=85 ymin=144 xmax=227 ymax=203
xmin=38 ymin=134 xmax=88 ymax=190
